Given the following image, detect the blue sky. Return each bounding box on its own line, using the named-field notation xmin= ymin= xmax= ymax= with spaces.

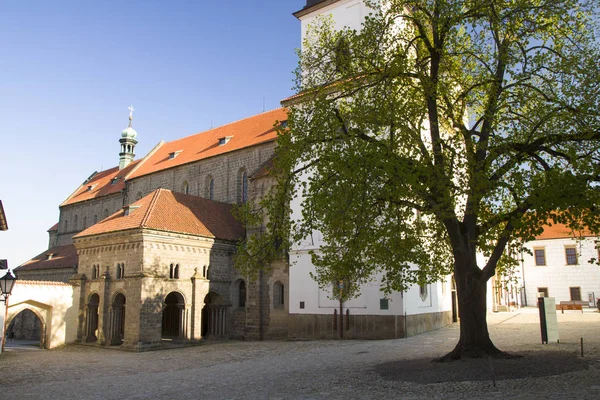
xmin=0 ymin=0 xmax=305 ymax=266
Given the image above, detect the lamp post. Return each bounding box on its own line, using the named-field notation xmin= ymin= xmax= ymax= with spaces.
xmin=1 ymin=268 xmax=17 ymax=353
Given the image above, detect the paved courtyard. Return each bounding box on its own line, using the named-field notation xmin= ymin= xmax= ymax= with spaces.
xmin=1 ymin=308 xmax=599 ymax=399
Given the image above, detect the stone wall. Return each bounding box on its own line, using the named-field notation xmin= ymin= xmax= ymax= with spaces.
xmin=74 ymin=227 xmax=238 ymax=350
xmin=8 ymin=309 xmax=41 ymax=340
xmin=126 ymin=142 xmax=275 ymax=205
xmin=288 ymin=310 xmax=453 ymax=340
xmin=57 ymin=193 xmax=125 ymax=246
xmin=16 ymin=267 xmax=76 ymax=283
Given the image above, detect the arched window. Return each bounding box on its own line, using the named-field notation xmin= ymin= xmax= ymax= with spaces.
xmin=74 ymin=215 xmax=78 ymax=230
xmin=83 ymin=216 xmax=87 ymax=229
xmin=240 ymin=170 xmax=248 ymax=203
xmin=273 ymin=281 xmax=284 ymax=309
xmin=182 ymin=181 xmax=189 ymax=194
xmin=64 ymin=220 xmax=69 ymax=231
xmin=136 ymin=192 xmax=142 ymax=200
xmin=419 ymin=283 xmax=428 ymax=301
xmin=92 ymin=265 xmax=100 ymax=279
xmin=205 ymin=176 xmax=215 ymax=200
xmin=238 ymin=280 xmax=246 ymax=308
xmin=169 ymin=263 xmax=180 ymax=279
xmin=93 ymin=215 xmax=98 ymax=224
xmin=103 ymin=209 xmax=109 ymax=218
xmin=116 ymin=263 xmax=125 ymax=279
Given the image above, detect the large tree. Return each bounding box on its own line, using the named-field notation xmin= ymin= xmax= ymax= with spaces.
xmin=235 ymin=0 xmax=600 ymax=360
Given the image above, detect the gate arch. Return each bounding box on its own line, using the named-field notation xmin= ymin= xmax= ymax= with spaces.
xmin=202 ymin=292 xmax=226 ymax=338
xmin=6 ymin=304 xmax=48 ymax=349
xmin=162 ymin=291 xmax=187 ymax=340
xmin=108 ymin=292 xmax=126 ymax=345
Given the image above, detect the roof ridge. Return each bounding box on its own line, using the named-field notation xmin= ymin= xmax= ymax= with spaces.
xmin=140 ymin=189 xmax=164 ymax=228
xmin=124 ymin=140 xmax=165 ymax=181
xmin=165 ymin=107 xmax=287 ymax=143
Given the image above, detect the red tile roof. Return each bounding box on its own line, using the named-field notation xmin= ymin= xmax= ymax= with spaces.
xmin=17 ymin=244 xmax=78 ymax=271
xmin=127 ymin=108 xmax=288 ymax=179
xmin=535 ymin=222 xmax=595 ymax=240
xmin=48 ymin=223 xmax=59 ymax=232
xmin=61 ymin=160 xmax=141 ymax=206
xmin=74 ymin=188 xmax=245 ymax=242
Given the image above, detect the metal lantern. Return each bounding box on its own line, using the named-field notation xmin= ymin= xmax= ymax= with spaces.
xmin=0 ymin=270 xmax=17 ymax=301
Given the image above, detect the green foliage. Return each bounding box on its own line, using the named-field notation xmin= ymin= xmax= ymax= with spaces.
xmin=236 ymin=0 xmax=600 ymax=297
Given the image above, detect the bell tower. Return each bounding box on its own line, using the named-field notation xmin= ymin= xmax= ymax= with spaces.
xmin=294 ymin=0 xmax=371 ymax=44
xmin=119 ymin=105 xmax=138 ymax=170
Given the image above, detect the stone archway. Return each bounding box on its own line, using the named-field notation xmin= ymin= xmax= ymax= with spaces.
xmin=201 ymin=292 xmax=226 ymax=338
xmin=6 ymin=305 xmax=47 ymax=349
xmin=84 ymin=293 xmax=100 ymax=342
xmin=108 ymin=293 xmax=126 ymax=345
xmin=162 ymin=292 xmax=187 ymax=340
xmin=7 ymin=309 xmax=42 ymax=342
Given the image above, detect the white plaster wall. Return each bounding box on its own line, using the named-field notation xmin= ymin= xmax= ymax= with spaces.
xmin=5 ymin=280 xmax=79 ymax=349
xmin=300 ymin=0 xmax=374 ymax=49
xmin=289 ymin=251 xmax=405 ymax=315
xmin=522 ymin=236 xmax=599 ymax=306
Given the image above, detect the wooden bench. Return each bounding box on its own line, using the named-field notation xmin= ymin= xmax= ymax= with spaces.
xmin=556 ymin=301 xmax=584 ymax=314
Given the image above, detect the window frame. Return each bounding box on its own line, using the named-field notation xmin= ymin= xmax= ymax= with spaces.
xmin=534 ymin=248 xmax=546 ymax=266
xmin=565 ymin=246 xmax=578 ymax=265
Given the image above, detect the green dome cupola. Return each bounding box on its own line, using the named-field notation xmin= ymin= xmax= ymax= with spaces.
xmin=119 ymin=105 xmax=138 ymax=170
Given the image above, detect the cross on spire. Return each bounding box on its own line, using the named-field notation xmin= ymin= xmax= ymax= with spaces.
xmin=128 ymin=105 xmax=135 ymax=127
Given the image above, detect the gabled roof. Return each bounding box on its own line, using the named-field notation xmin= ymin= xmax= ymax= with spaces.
xmin=127 ymin=108 xmax=288 ymax=179
xmin=74 ymin=188 xmax=244 ymax=242
xmin=61 ymin=160 xmax=140 ymax=206
xmin=250 ymin=156 xmax=276 ymax=180
xmin=17 ymin=244 xmax=78 ymax=271
xmin=48 ymin=223 xmax=59 ymax=232
xmin=0 ymin=200 xmax=7 ymax=231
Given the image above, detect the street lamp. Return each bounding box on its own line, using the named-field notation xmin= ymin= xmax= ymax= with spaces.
xmin=1 ymin=269 xmax=17 ymax=353
xmin=0 ymin=269 xmax=17 ymax=302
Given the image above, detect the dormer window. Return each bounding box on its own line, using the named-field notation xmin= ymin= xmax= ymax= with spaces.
xmin=46 ymin=253 xmax=55 ymax=260
xmin=169 ymin=150 xmax=183 ymax=159
xmin=280 ymin=120 xmax=288 ymax=128
xmin=218 ymin=136 xmax=233 ymax=146
xmin=123 ymin=205 xmax=141 ymax=216
xmin=110 ymin=177 xmax=120 ymax=185
xmin=87 ymin=184 xmax=97 ymax=192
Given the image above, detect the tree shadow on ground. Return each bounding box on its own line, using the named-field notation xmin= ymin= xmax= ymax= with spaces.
xmin=374 ymin=351 xmax=591 ymax=383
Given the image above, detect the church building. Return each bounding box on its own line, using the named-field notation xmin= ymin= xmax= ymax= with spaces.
xmin=15 ymin=1 xmax=457 ymax=350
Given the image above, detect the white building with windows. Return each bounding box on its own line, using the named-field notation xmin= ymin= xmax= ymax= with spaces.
xmin=285 ymin=0 xmax=453 ymax=340
xmin=521 ymin=222 xmax=599 ymax=307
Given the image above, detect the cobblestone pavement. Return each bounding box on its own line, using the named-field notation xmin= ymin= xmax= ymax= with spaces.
xmin=1 ymin=308 xmax=599 ymax=400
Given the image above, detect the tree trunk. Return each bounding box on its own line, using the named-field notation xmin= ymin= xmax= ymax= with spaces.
xmin=436 ymin=267 xmax=507 ymax=362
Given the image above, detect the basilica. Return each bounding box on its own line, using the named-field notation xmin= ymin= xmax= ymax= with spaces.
xmin=12 ymin=1 xmax=456 ymax=350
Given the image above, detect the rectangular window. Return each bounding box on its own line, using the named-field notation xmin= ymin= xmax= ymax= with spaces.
xmin=537 ymin=287 xmax=549 ymax=298
xmin=380 ymin=298 xmax=389 ymax=310
xmin=565 ymin=247 xmax=577 ymax=265
xmin=569 ymin=287 xmax=581 ymax=301
xmin=534 ymin=249 xmax=546 ymax=266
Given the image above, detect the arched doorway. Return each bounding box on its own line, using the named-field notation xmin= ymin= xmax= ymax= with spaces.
xmin=201 ymin=292 xmax=226 ymax=338
xmin=162 ymin=292 xmax=186 ymax=340
xmin=7 ymin=309 xmax=42 ymax=347
xmin=108 ymin=293 xmax=126 ymax=345
xmin=85 ymin=293 xmax=100 ymax=342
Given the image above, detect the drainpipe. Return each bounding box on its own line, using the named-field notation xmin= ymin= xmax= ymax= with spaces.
xmin=520 ymin=248 xmax=527 ymax=306
xmin=259 ymin=269 xmax=264 ymax=341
